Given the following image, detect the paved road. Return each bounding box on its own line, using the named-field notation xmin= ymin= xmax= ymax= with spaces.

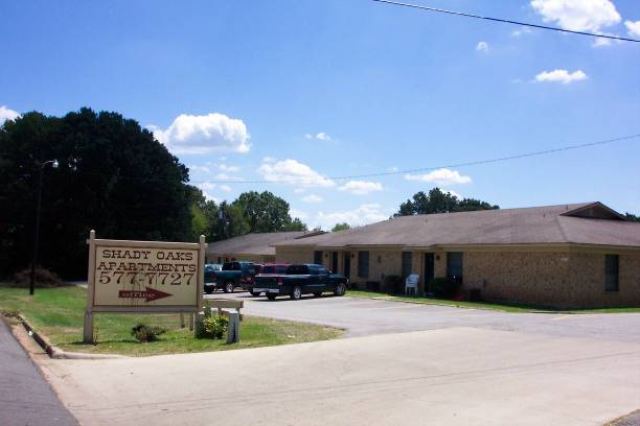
xmin=0 ymin=319 xmax=77 ymax=426
xmin=42 ymin=327 xmax=640 ymax=426
xmin=206 ymin=292 xmax=640 ymax=342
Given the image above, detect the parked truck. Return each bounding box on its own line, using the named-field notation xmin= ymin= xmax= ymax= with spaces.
xmin=252 ymin=263 xmax=348 ymax=300
xmin=244 ymin=263 xmax=289 ymax=296
xmin=204 ymin=261 xmax=261 ymax=294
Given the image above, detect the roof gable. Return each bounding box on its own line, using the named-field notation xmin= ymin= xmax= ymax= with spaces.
xmin=561 ymin=202 xmax=625 ymax=221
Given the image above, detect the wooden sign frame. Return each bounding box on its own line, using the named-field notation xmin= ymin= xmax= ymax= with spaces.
xmin=83 ymin=230 xmax=205 ymax=343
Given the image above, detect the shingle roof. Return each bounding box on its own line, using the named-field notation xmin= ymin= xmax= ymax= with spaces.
xmin=207 ymin=231 xmax=324 ymax=256
xmin=275 ymin=203 xmax=640 ymax=249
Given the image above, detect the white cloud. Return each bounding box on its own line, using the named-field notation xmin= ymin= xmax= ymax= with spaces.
xmin=196 ymin=182 xmax=220 ymax=202
xmin=257 ymin=158 xmax=335 ymax=188
xmin=0 ymin=106 xmax=20 ymax=124
xmin=305 ymin=132 xmax=332 ymax=142
xmin=625 ymin=20 xmax=640 ymax=38
xmin=302 ymin=194 xmax=323 ymax=203
xmin=290 ymin=209 xmax=308 ymax=221
xmin=150 ymin=113 xmax=250 ymax=155
xmin=512 ymin=27 xmax=533 ymax=37
xmin=476 ymin=41 xmax=489 ymax=53
xmin=442 ymin=189 xmax=462 ymax=199
xmin=338 ymin=180 xmax=383 ymax=195
xmin=530 ymin=0 xmax=621 ymax=33
xmin=315 ymin=204 xmax=389 ymax=229
xmin=218 ymin=164 xmax=240 ymax=173
xmin=213 ymin=172 xmax=242 ymax=181
xmin=535 ymin=69 xmax=588 ymax=84
xmin=405 ymin=168 xmax=472 ymax=185
xmin=219 ymin=185 xmax=232 ymax=193
xmin=189 ymin=165 xmax=211 ymax=174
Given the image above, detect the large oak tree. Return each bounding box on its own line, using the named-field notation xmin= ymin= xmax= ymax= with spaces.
xmin=0 ymin=108 xmax=192 ymax=278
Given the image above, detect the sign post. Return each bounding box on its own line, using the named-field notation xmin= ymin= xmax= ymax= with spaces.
xmin=83 ymin=231 xmax=205 ymax=343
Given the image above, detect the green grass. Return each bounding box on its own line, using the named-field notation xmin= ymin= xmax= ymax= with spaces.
xmin=347 ymin=289 xmax=640 ymax=314
xmin=0 ymin=285 xmax=343 ymax=356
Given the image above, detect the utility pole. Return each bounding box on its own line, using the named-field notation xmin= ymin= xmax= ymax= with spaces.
xmin=30 ymin=159 xmax=58 ymax=295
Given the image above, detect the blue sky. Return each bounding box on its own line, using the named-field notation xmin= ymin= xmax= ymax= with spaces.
xmin=2 ymin=0 xmax=639 ymax=229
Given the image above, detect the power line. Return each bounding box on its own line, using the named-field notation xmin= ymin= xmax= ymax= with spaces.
xmin=192 ymin=133 xmax=640 ymax=185
xmin=371 ymin=0 xmax=640 ymax=44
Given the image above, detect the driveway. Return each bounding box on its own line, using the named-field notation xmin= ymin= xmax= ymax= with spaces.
xmin=41 ymin=327 xmax=640 ymax=426
xmin=206 ymin=292 xmax=640 ymax=342
xmin=32 ymin=292 xmax=640 ymax=425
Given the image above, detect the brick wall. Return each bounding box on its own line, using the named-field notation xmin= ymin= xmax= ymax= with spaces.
xmin=275 ymin=245 xmax=640 ymax=308
xmin=464 ymin=250 xmax=640 ymax=308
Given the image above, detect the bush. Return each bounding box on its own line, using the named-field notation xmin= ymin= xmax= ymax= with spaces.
xmin=12 ymin=267 xmax=66 ymax=288
xmin=131 ymin=324 xmax=166 ymax=343
xmin=382 ymin=275 xmax=404 ymax=295
xmin=195 ymin=306 xmax=229 ymax=339
xmin=429 ymin=277 xmax=461 ymax=299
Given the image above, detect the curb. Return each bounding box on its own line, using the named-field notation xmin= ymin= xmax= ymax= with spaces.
xmin=15 ymin=314 xmax=126 ymax=360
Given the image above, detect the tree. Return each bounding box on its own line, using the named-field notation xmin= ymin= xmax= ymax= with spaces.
xmin=625 ymin=213 xmax=640 ymax=222
xmin=232 ymin=191 xmax=306 ymax=233
xmin=0 ymin=108 xmax=192 ymax=278
xmin=284 ymin=217 xmax=308 ymax=232
xmin=331 ymin=223 xmax=351 ymax=232
xmin=396 ymin=188 xmax=498 ymax=216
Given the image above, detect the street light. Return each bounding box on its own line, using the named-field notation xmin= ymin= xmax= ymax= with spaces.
xmin=30 ymin=159 xmax=59 ymax=295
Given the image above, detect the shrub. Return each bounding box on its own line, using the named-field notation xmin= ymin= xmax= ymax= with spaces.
xmin=12 ymin=267 xmax=65 ymax=288
xmin=429 ymin=277 xmax=461 ymax=299
xmin=195 ymin=306 xmax=229 ymax=339
xmin=131 ymin=324 xmax=166 ymax=343
xmin=382 ymin=275 xmax=404 ymax=295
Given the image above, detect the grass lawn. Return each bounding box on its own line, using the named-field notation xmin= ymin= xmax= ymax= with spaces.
xmin=347 ymin=289 xmax=640 ymax=314
xmin=0 ymin=285 xmax=343 ymax=356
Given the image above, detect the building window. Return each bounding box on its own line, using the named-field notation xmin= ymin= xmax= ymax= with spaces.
xmin=447 ymin=252 xmax=463 ymax=283
xmin=313 ymin=250 xmax=323 ymax=265
xmin=605 ymin=255 xmax=619 ymax=292
xmin=358 ymin=251 xmax=369 ymax=279
xmin=401 ymin=252 xmax=413 ymax=279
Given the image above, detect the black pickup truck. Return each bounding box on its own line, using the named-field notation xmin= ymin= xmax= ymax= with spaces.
xmin=252 ymin=263 xmax=348 ymax=301
xmin=204 ymin=261 xmax=261 ymax=294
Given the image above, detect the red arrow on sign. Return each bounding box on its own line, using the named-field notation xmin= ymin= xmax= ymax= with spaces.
xmin=118 ymin=287 xmax=172 ymax=302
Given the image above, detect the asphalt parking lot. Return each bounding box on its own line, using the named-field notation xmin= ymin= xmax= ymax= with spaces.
xmin=206 ymin=291 xmax=640 ymax=342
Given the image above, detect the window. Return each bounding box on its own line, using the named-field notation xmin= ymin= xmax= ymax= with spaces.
xmin=401 ymin=252 xmax=413 ymax=279
xmin=287 ymin=264 xmax=309 ymax=275
xmin=605 ymin=255 xmax=619 ymax=292
xmin=313 ymin=250 xmax=323 ymax=265
xmin=447 ymin=252 xmax=463 ymax=283
xmin=358 ymin=251 xmax=369 ymax=279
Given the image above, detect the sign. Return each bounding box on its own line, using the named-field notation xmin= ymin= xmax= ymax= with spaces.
xmin=83 ymin=230 xmax=205 ymax=343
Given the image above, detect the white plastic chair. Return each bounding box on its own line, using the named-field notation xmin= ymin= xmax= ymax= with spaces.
xmin=405 ymin=273 xmax=419 ymax=296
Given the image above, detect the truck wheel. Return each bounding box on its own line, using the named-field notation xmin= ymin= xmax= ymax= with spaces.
xmin=267 ymin=294 xmax=277 ymax=301
xmin=313 ymin=292 xmax=322 ymax=297
xmin=291 ymin=286 xmax=302 ymax=300
xmin=204 ymin=287 xmax=213 ymax=295
xmin=250 ymin=291 xmax=260 ymax=297
xmin=223 ymin=282 xmax=234 ymax=293
xmin=334 ymin=283 xmax=346 ymax=296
